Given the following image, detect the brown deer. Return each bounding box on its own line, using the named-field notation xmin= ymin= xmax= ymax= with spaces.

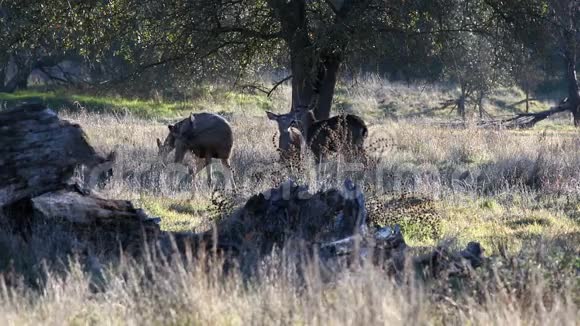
xmin=267 ymin=107 xmax=368 ymax=163
xmin=157 ymin=112 xmax=236 ymax=188
xmin=266 ymin=111 xmax=306 ymax=163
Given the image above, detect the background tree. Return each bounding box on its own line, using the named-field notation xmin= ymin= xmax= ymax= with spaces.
xmin=508 ymin=46 xmax=546 ymax=113
xmin=0 ymin=1 xmax=70 ymax=92
xmin=40 ymin=0 xmax=466 ymax=119
xmin=487 ymin=0 xmax=580 ymax=125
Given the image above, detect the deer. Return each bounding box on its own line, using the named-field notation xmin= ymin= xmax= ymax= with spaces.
xmin=156 ymin=112 xmax=236 ymax=189
xmin=267 ymin=106 xmax=368 ymax=164
xmin=266 ymin=111 xmax=307 ymax=163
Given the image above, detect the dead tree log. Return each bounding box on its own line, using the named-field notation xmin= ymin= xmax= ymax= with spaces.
xmin=501 ymin=101 xmax=570 ymax=129
xmin=0 ymin=104 xmax=113 ymax=207
xmin=0 ymin=104 xmax=159 ymax=252
xmin=181 ymin=179 xmax=486 ymax=279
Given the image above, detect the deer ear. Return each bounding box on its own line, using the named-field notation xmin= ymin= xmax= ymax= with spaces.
xmin=156 ymin=138 xmax=162 ymax=148
xmin=106 ymin=151 xmax=117 ymax=162
xmin=266 ymin=111 xmax=278 ymax=121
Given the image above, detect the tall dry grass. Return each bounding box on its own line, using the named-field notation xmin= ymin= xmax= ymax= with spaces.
xmin=63 ymin=109 xmax=580 ymax=201
xmin=0 ymin=238 xmax=577 ymax=326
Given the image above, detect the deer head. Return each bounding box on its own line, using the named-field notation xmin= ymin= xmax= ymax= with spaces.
xmin=266 ymin=111 xmax=306 ymax=158
xmin=156 ymin=124 xmax=177 ymax=160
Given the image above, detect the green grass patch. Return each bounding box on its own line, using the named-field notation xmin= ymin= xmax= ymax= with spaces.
xmin=438 ymin=198 xmax=580 ymax=254
xmin=0 ymin=90 xmax=193 ymax=118
xmin=137 ymin=196 xmax=212 ymax=232
xmin=0 ymin=89 xmax=276 ymax=118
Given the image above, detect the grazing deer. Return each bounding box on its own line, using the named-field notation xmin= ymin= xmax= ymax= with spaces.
xmin=267 ymin=107 xmax=368 ymax=163
xmin=157 ymin=112 xmax=236 ymax=189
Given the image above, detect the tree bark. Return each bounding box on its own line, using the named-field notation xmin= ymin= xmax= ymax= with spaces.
xmin=271 ymin=0 xmax=315 ymax=111
xmin=0 ymin=104 xmax=159 ymax=252
xmin=3 ymin=55 xmax=32 ymax=92
xmin=477 ymin=91 xmax=485 ymax=119
xmin=314 ymin=54 xmax=341 ymax=120
xmin=0 ymin=104 xmax=109 ymax=207
xmin=270 ymin=0 xmax=342 ymax=121
xmin=458 ymin=88 xmax=467 ymax=121
xmin=0 ymin=64 xmax=6 ymax=91
xmin=524 ymin=87 xmax=530 ymax=113
xmin=561 ymin=16 xmax=580 ymax=126
xmin=564 ymin=58 xmax=580 ymax=126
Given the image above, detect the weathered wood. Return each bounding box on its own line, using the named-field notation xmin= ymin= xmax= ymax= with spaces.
xmin=0 ymin=104 xmax=108 ymax=207
xmin=0 ymin=104 xmax=159 ymax=254
xmin=31 ymin=189 xmax=153 ymax=225
xmin=183 ymin=179 xmax=485 ymax=279
xmin=29 ymin=188 xmax=160 ymax=252
xmin=500 ymin=102 xmax=570 ymax=129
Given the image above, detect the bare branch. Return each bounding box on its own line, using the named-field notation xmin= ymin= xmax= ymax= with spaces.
xmin=267 ymin=75 xmax=292 ymax=97
xmin=236 ymin=75 xmax=292 ymax=97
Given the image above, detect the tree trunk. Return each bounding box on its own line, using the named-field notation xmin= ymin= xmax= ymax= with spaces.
xmin=477 ymin=92 xmax=485 ymax=119
xmin=270 ymin=0 xmax=342 ymax=121
xmin=272 ymin=0 xmax=315 ymax=111
xmin=564 ymin=60 xmax=580 ymax=126
xmin=561 ymin=24 xmax=580 ymax=126
xmin=290 ymin=51 xmax=315 ymax=110
xmin=0 ymin=64 xmax=5 ymax=91
xmin=314 ymin=54 xmax=341 ymax=120
xmin=3 ymin=57 xmax=31 ymax=93
xmin=458 ymin=88 xmax=467 ymax=121
xmin=525 ymin=87 xmax=530 ymax=113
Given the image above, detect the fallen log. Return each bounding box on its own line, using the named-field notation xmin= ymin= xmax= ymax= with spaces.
xmin=184 ymin=179 xmax=486 ymax=279
xmin=427 ymin=98 xmax=576 ymax=130
xmin=500 ymin=102 xmax=570 ymax=129
xmin=0 ymin=104 xmax=114 ymax=207
xmin=0 ymin=104 xmax=159 ymax=253
xmin=207 ymin=179 xmax=364 ymax=255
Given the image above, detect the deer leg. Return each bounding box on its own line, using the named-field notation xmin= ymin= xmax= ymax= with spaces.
xmin=221 ymin=158 xmax=236 ymax=190
xmin=205 ymin=157 xmax=213 ymax=188
xmin=189 ymin=156 xmax=208 ymax=190
xmin=174 ymin=144 xmax=187 ymax=163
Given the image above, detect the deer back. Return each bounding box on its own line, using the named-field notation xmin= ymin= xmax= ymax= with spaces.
xmin=306 ymin=114 xmax=368 ymax=157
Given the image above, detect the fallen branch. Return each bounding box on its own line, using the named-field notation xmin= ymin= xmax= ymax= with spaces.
xmin=506 ymin=98 xmax=538 ymax=109
xmin=501 ymin=102 xmax=570 ymax=129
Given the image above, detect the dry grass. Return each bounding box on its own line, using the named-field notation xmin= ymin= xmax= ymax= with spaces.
xmin=1 ymin=77 xmax=579 ymax=325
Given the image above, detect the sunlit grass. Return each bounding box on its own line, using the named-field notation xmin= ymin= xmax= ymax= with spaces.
xmin=0 ymin=89 xmax=190 ymax=117
xmin=0 ymin=88 xmax=277 ymax=118
xmin=438 ymin=197 xmax=580 ymax=254
xmin=137 ymin=196 xmax=211 ymax=232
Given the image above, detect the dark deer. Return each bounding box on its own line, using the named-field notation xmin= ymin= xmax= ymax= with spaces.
xmin=157 ymin=112 xmax=236 ymax=188
xmin=267 ymin=107 xmax=368 ymax=163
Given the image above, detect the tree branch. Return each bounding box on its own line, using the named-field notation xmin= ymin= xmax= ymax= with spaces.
xmin=267 ymin=75 xmax=292 ymax=97
xmin=237 ymin=75 xmax=292 ymax=97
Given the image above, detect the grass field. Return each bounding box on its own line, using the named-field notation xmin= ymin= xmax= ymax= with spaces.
xmin=0 ymin=78 xmax=579 ymax=325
